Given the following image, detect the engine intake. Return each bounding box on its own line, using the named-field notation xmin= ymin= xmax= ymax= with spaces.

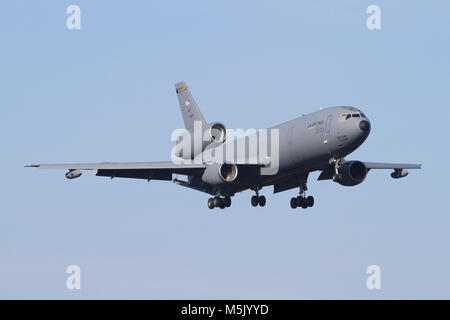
xmin=208 ymin=122 xmax=227 ymax=145
xmin=201 ymin=163 xmax=238 ymax=185
xmin=333 ymin=161 xmax=367 ymax=186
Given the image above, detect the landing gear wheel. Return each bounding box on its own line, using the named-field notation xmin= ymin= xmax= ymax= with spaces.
xmin=219 ymin=200 xmax=226 ymax=209
xmin=258 ymin=196 xmax=266 ymax=207
xmin=251 ymin=195 xmax=258 ymax=207
xmin=306 ymin=196 xmax=314 ymax=207
xmin=290 ymin=197 xmax=298 ymax=209
xmin=301 ymin=200 xmax=308 ymax=209
xmin=224 ymin=196 xmax=232 ymax=207
xmin=207 ymin=198 xmax=215 ymax=209
xmin=213 ymin=196 xmax=221 ymax=207
xmin=297 ymin=196 xmax=305 ymax=208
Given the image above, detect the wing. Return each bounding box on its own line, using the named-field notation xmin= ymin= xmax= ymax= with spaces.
xmin=362 ymin=162 xmax=422 ymax=170
xmin=26 ymin=161 xmax=206 ymax=180
xmin=317 ymin=160 xmax=421 ymax=181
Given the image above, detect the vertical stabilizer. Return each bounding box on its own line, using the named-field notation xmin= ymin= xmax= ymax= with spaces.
xmin=174 ymin=81 xmax=207 ymax=130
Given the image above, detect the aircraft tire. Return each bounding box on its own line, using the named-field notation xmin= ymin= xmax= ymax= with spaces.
xmin=207 ymin=198 xmax=215 ymax=209
xmin=258 ymin=196 xmax=266 ymax=207
xmin=290 ymin=198 xmax=298 ymax=209
xmin=306 ymin=196 xmax=314 ymax=207
xmin=297 ymin=196 xmax=305 ymax=208
xmin=224 ymin=196 xmax=232 ymax=207
xmin=251 ymin=195 xmax=258 ymax=207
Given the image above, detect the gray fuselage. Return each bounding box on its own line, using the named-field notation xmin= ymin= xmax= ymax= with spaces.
xmin=204 ymin=106 xmax=371 ymax=195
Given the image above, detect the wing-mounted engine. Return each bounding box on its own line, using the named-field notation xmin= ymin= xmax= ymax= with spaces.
xmin=332 ymin=160 xmax=368 ymax=186
xmin=65 ymin=169 xmax=82 ymax=179
xmin=175 ymin=122 xmax=227 ymax=160
xmin=201 ymin=163 xmax=238 ymax=185
xmin=391 ymin=168 xmax=408 ymax=179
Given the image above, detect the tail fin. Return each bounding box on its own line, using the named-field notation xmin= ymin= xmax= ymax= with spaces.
xmin=175 ymin=81 xmax=207 ymax=130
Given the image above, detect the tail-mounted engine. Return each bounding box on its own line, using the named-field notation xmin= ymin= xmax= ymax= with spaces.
xmin=175 ymin=122 xmax=227 ymax=160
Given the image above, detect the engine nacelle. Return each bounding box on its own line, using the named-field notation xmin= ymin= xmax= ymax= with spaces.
xmin=201 ymin=163 xmax=238 ymax=185
xmin=65 ymin=169 xmax=82 ymax=179
xmin=391 ymin=169 xmax=408 ymax=179
xmin=175 ymin=122 xmax=227 ymax=160
xmin=206 ymin=122 xmax=227 ymax=146
xmin=333 ymin=161 xmax=367 ymax=186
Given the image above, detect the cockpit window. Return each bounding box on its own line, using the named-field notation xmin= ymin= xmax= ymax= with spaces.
xmin=340 ymin=112 xmax=364 ymax=121
xmin=360 ymin=112 xmax=366 ymax=117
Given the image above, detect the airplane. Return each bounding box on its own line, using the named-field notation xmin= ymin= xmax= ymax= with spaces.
xmin=26 ymin=81 xmax=421 ymax=210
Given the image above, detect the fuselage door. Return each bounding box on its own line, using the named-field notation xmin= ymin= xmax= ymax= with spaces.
xmin=286 ymin=125 xmax=298 ymax=166
xmin=287 ymin=126 xmax=294 ymax=144
xmin=325 ymin=115 xmax=332 ymax=134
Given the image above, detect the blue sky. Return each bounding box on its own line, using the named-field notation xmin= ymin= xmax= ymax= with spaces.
xmin=1 ymin=0 xmax=449 ymax=299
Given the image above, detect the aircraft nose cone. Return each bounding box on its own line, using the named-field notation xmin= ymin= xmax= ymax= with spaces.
xmin=359 ymin=120 xmax=370 ymax=132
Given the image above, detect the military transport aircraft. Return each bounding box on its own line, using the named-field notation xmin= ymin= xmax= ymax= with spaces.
xmin=26 ymin=82 xmax=421 ymax=210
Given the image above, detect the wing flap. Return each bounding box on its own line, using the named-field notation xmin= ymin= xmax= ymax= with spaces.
xmin=96 ymin=169 xmax=173 ymax=180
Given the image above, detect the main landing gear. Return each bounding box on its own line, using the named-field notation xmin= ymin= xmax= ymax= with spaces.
xmin=250 ymin=187 xmax=266 ymax=207
xmin=290 ymin=195 xmax=314 ymax=209
xmin=207 ymin=196 xmax=231 ymax=209
xmin=290 ymin=175 xmax=314 ymax=209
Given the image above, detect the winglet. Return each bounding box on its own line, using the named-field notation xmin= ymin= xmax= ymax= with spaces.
xmin=25 ymin=164 xmax=40 ymax=168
